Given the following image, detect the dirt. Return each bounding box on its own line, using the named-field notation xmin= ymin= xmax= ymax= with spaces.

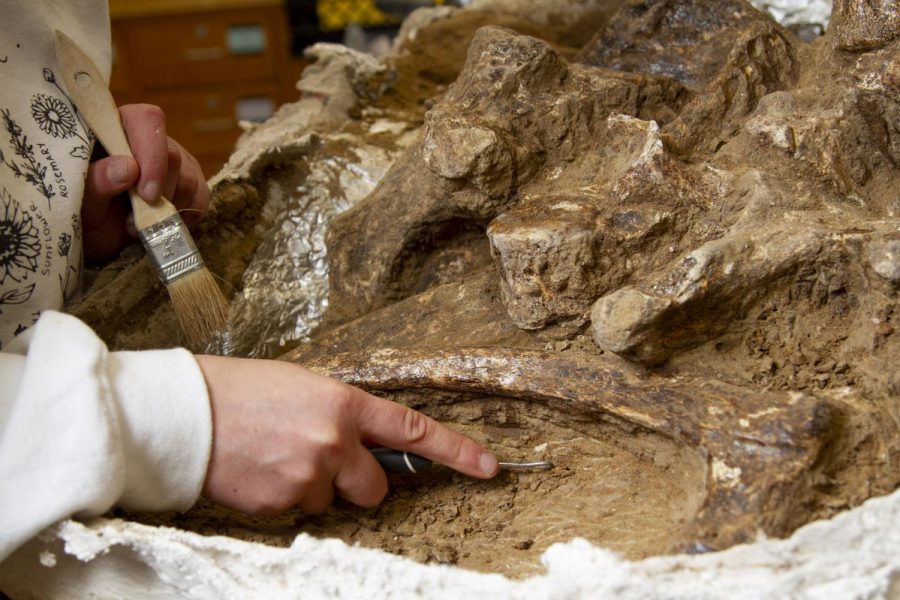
xmin=71 ymin=0 xmax=899 ymax=579
xmin=127 ymin=394 xmax=705 ymax=577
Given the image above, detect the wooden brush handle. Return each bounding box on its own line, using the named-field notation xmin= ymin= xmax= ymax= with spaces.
xmin=54 ymin=30 xmax=176 ymax=231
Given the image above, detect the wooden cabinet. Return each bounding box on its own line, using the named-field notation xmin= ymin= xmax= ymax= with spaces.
xmin=109 ymin=0 xmax=307 ymax=177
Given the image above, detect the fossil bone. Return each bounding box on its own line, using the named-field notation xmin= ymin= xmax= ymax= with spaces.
xmin=300 ymin=346 xmax=833 ymax=550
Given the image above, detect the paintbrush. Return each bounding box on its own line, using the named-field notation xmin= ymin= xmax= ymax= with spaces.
xmin=54 ymin=30 xmax=228 ymax=347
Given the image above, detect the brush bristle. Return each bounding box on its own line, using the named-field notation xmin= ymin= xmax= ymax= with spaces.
xmin=167 ymin=267 xmax=229 ymax=348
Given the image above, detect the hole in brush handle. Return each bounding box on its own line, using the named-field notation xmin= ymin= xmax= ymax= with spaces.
xmin=74 ymin=71 xmax=93 ymax=88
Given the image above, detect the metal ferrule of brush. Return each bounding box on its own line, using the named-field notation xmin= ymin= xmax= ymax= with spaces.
xmin=137 ymin=214 xmax=205 ymax=285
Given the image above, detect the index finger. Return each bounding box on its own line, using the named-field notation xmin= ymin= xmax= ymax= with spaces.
xmin=119 ymin=104 xmax=169 ymax=205
xmin=354 ymin=389 xmax=499 ymax=479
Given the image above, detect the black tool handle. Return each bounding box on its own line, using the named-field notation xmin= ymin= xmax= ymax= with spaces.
xmin=370 ymin=448 xmax=433 ymax=473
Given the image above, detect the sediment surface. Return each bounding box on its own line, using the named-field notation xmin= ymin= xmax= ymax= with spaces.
xmin=73 ymin=0 xmax=898 ymax=575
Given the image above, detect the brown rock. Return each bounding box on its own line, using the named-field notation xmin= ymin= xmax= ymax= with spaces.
xmin=831 ymin=0 xmax=900 ymax=51
xmin=285 ymin=269 xmax=535 ymax=363
xmin=852 ymin=41 xmax=900 ymax=166
xmin=488 ymin=196 xmax=604 ymax=329
xmin=590 ymin=225 xmax=828 ymax=365
xmin=662 ymin=20 xmax=798 ymax=155
xmin=577 ymin=0 xmax=776 ymax=91
xmin=590 ymin=287 xmax=673 ymax=364
xmin=423 ymin=117 xmax=514 ymax=199
xmin=325 ymin=27 xmax=689 ymax=325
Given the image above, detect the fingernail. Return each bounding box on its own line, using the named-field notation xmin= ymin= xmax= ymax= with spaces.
xmin=110 ymin=157 xmax=130 ymax=184
xmin=142 ymin=181 xmax=161 ymax=203
xmin=479 ymin=452 xmax=499 ymax=477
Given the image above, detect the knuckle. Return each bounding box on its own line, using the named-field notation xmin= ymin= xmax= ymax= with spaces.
xmin=167 ymin=143 xmax=183 ymax=169
xmin=400 ymin=409 xmax=431 ymax=445
xmin=329 ymin=385 xmax=356 ymax=415
xmin=450 ymin=437 xmax=467 ymax=466
xmin=314 ymin=430 xmax=345 ymax=463
xmin=252 ymin=476 xmax=317 ymax=515
xmin=139 ymin=103 xmax=166 ymax=123
xmin=287 ymin=463 xmax=318 ymax=488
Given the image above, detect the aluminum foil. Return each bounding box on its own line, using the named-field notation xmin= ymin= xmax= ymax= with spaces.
xmin=212 ymin=131 xmax=414 ymax=358
xmin=750 ymin=0 xmax=832 ymax=28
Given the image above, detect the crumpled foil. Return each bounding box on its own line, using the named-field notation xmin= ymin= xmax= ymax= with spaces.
xmin=211 ymin=131 xmax=411 ymax=358
xmin=750 ymin=0 xmax=832 ymax=28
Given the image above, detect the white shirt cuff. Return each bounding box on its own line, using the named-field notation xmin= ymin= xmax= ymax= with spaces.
xmin=107 ymin=348 xmax=212 ymax=511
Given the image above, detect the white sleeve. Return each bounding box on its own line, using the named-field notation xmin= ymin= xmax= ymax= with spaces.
xmin=0 ymin=311 xmax=212 ymax=562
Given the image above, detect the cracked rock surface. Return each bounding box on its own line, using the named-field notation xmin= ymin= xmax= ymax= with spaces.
xmin=64 ymin=0 xmax=898 ymax=579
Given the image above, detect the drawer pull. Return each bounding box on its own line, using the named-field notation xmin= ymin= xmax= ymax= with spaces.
xmin=184 ymin=47 xmax=227 ymax=61
xmin=227 ymin=24 xmax=267 ymax=55
xmin=192 ymin=117 xmax=234 ymax=133
xmin=235 ymin=96 xmax=275 ymax=123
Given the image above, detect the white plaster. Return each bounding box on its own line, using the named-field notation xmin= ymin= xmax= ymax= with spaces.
xmin=1 ymin=486 xmax=898 ymax=599
xmin=711 ymin=458 xmax=743 ymax=484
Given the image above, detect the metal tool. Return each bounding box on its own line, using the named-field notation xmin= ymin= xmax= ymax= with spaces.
xmin=371 ymin=448 xmax=554 ymax=474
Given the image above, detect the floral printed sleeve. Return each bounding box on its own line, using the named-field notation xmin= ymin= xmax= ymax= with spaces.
xmin=0 ymin=2 xmax=110 ymax=348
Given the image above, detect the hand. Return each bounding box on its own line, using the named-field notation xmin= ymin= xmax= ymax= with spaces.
xmin=195 ymin=355 xmax=499 ymax=515
xmin=82 ymin=104 xmax=210 ymax=260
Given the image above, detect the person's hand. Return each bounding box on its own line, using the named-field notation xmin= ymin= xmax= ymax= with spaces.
xmin=195 ymin=355 xmax=499 ymax=514
xmin=82 ymin=104 xmax=210 ymax=260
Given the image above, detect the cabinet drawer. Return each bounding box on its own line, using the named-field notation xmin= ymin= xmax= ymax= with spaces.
xmin=195 ymin=151 xmax=233 ymax=179
xmin=144 ymin=84 xmax=279 ymax=156
xmin=124 ymin=8 xmax=284 ymax=89
xmin=110 ymin=25 xmax=137 ymax=97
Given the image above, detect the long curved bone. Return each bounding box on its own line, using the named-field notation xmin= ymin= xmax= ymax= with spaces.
xmin=298 ymin=346 xmax=833 ymax=550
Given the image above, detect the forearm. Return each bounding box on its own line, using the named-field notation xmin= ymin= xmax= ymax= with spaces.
xmin=0 ymin=312 xmax=211 ymax=562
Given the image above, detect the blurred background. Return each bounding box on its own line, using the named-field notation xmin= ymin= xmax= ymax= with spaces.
xmin=108 ymin=0 xmax=442 ymax=176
